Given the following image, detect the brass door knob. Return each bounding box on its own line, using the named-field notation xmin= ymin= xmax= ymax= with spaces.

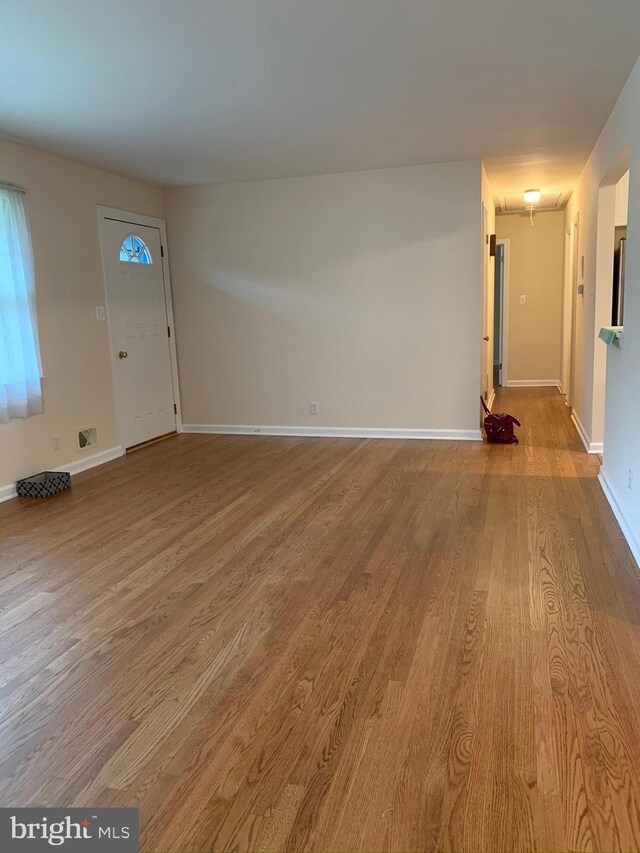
xmin=118 ymin=351 xmax=128 ymax=359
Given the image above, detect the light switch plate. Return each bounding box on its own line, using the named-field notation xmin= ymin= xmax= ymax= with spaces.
xmin=520 ymin=295 xmax=526 ymax=304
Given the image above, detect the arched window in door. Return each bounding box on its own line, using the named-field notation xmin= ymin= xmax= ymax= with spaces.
xmin=119 ymin=235 xmax=152 ymax=264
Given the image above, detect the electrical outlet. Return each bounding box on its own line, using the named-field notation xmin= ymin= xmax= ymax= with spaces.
xmin=629 ymin=468 xmax=634 ymax=492
xmin=52 ymin=434 xmax=60 ymax=451
xmin=309 ymin=402 xmax=319 ymax=415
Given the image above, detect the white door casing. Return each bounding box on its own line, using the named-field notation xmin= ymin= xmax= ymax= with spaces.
xmin=481 ymin=202 xmax=492 ymax=406
xmin=568 ymin=213 xmax=580 ymax=408
xmin=99 ymin=212 xmax=179 ymax=449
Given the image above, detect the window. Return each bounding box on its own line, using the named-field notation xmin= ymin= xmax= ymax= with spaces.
xmin=119 ymin=235 xmax=152 ymax=264
xmin=0 ymin=187 xmax=43 ymax=423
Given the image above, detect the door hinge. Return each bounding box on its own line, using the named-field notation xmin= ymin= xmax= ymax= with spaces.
xmin=174 ymin=403 xmax=177 ymax=415
xmin=167 ymin=326 xmax=171 ymax=338
xmin=161 ymin=245 xmax=165 ymax=258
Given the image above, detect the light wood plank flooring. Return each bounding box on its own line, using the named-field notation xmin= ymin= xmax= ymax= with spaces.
xmin=1 ymin=388 xmax=640 ymax=852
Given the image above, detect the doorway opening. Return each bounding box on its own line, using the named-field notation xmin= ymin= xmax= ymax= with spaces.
xmin=612 ymin=171 xmax=629 ymax=327
xmin=590 ymin=161 xmax=630 ymax=454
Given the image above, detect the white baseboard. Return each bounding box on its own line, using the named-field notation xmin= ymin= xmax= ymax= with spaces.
xmin=570 ymin=411 xmax=603 ymax=454
xmin=183 ymin=424 xmax=483 ymax=441
xmin=598 ymin=469 xmax=640 ymax=569
xmin=504 ymin=379 xmax=562 ymax=389
xmin=0 ymin=445 xmax=124 ymax=504
xmin=56 ymin=445 xmax=124 ymax=476
xmin=0 ymin=483 xmax=17 ymax=503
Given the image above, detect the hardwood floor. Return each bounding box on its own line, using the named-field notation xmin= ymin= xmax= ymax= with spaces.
xmin=1 ymin=388 xmax=640 ymax=852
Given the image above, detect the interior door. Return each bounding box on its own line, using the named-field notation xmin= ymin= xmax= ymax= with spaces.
xmin=101 ymin=218 xmax=176 ymax=449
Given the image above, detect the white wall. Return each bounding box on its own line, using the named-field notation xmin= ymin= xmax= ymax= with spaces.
xmin=0 ymin=138 xmax=163 ymax=495
xmin=496 ymin=210 xmax=565 ymax=385
xmin=165 ymin=161 xmax=484 ymax=435
xmin=565 ymin=54 xmax=640 ymax=563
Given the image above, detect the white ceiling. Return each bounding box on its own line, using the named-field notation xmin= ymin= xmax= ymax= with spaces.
xmin=2 ymin=1 xmax=639 ymax=199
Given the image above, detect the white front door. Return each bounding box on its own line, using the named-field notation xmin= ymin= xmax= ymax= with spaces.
xmin=100 ymin=217 xmax=176 ymax=449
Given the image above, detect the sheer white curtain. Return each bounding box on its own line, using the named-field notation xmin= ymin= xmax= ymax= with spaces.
xmin=0 ymin=187 xmax=42 ymax=423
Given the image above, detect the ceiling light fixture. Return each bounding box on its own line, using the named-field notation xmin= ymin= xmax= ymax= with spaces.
xmin=523 ymin=188 xmax=541 ymax=204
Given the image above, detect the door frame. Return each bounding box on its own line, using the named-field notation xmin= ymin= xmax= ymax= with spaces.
xmin=561 ymin=224 xmax=572 ymax=397
xmin=495 ymin=238 xmax=510 ymax=386
xmin=481 ymin=202 xmax=491 ymax=405
xmin=97 ymin=206 xmax=183 ymax=449
xmin=567 ymin=212 xmax=580 ymax=408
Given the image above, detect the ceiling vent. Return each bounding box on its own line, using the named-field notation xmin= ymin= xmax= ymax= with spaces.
xmin=77 ymin=426 xmax=98 ymax=451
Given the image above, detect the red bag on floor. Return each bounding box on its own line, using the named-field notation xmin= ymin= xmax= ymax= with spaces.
xmin=480 ymin=397 xmax=521 ymax=444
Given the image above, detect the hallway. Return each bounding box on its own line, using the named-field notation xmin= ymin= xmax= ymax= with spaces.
xmin=0 ymin=388 xmax=639 ymax=851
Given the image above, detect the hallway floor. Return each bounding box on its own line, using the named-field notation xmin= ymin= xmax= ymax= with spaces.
xmin=0 ymin=388 xmax=639 ymax=852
